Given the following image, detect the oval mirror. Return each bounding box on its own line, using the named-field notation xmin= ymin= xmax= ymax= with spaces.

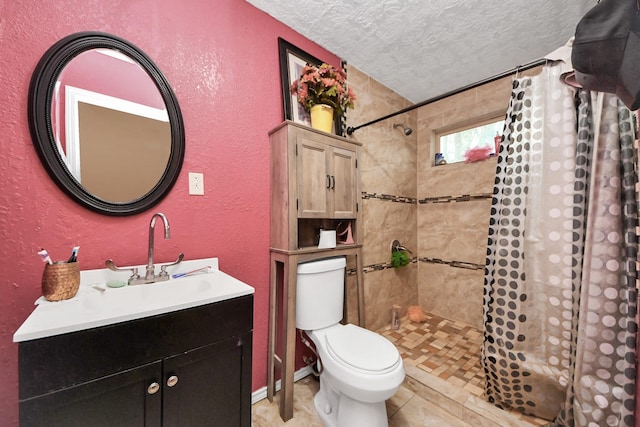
xmin=28 ymin=32 xmax=185 ymax=215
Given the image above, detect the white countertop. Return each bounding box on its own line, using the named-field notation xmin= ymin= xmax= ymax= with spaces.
xmin=13 ymin=258 xmax=254 ymax=342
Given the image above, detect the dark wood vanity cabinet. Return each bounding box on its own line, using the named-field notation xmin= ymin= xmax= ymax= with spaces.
xmin=18 ymin=295 xmax=253 ymax=427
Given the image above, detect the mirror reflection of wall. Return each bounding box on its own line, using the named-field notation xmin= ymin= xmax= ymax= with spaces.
xmin=50 ymin=48 xmax=171 ymax=203
xmin=78 ymin=102 xmax=170 ymax=202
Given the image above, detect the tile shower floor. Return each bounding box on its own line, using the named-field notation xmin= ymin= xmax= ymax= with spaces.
xmin=252 ymin=313 xmax=549 ymax=426
xmin=379 ymin=313 xmax=548 ymax=426
xmin=379 ymin=312 xmax=485 ymax=397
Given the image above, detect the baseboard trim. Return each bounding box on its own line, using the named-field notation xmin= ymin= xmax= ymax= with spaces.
xmin=251 ymin=366 xmax=314 ymax=405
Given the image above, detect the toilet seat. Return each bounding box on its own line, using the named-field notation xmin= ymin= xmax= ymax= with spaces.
xmin=324 ymin=324 xmax=400 ymax=374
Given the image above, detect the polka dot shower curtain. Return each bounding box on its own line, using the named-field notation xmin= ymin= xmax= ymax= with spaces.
xmin=482 ymin=63 xmax=638 ymax=426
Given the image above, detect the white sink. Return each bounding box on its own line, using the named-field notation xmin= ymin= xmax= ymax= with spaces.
xmin=80 ymin=274 xmax=214 ymax=312
xmin=13 ymin=258 xmax=254 ymax=342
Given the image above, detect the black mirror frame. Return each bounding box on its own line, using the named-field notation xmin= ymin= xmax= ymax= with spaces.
xmin=28 ymin=31 xmax=185 ymax=216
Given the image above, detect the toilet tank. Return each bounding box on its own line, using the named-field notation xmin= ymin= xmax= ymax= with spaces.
xmin=296 ymin=257 xmax=346 ymax=331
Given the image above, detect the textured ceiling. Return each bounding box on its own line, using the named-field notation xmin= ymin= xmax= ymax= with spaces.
xmin=246 ymin=0 xmax=596 ymax=103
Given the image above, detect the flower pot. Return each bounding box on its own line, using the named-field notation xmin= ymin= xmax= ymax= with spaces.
xmin=310 ymin=104 xmax=334 ymax=133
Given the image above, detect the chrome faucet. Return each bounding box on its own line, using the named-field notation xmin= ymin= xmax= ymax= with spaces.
xmin=105 ymin=212 xmax=184 ymax=285
xmin=146 ymin=213 xmax=170 ymax=281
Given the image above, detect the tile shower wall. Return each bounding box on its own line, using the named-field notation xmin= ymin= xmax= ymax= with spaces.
xmin=346 ymin=65 xmax=418 ymax=331
xmin=416 ymin=75 xmax=521 ymax=330
xmin=346 ymin=64 xmax=540 ymax=332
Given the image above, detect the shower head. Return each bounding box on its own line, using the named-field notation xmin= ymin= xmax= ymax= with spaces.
xmin=393 ymin=123 xmax=413 ymax=136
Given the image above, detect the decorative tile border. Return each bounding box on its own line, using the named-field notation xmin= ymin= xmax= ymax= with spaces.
xmin=338 ymin=59 xmax=348 ymax=137
xmin=362 ymin=258 xmax=418 ymax=273
xmin=418 ymin=193 xmax=492 ymax=204
xmin=419 ymin=257 xmax=484 ymax=270
xmin=358 ymin=257 xmax=483 ymax=273
xmin=361 ymin=192 xmax=492 ymax=205
xmin=361 ymin=192 xmax=417 ymax=204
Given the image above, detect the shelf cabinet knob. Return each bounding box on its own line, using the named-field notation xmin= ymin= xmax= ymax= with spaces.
xmin=167 ymin=375 xmax=179 ymax=387
xmin=147 ymin=382 xmax=160 ymax=395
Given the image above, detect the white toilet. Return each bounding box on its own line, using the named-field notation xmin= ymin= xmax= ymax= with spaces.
xmin=296 ymin=257 xmax=405 ymax=427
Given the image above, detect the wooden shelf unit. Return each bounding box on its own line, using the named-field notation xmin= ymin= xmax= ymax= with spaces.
xmin=267 ymin=122 xmax=364 ymax=421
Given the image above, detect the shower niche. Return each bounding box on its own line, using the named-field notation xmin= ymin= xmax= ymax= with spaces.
xmin=267 ymin=121 xmax=364 ymax=421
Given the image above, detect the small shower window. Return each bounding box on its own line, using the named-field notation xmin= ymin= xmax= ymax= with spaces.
xmin=436 ymin=117 xmax=504 ymax=164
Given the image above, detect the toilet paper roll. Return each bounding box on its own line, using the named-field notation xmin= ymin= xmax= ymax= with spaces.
xmin=318 ymin=230 xmax=336 ymax=249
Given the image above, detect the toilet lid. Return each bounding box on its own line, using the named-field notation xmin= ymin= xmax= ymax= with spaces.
xmin=325 ymin=324 xmax=400 ymax=373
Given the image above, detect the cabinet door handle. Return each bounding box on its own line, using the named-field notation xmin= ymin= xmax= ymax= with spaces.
xmin=326 ymin=174 xmax=331 ymax=189
xmin=147 ymin=382 xmax=160 ymax=395
xmin=331 ymin=175 xmax=335 ymax=189
xmin=167 ymin=375 xmax=179 ymax=387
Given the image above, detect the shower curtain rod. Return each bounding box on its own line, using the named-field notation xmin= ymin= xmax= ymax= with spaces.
xmin=345 ymin=58 xmax=548 ymax=135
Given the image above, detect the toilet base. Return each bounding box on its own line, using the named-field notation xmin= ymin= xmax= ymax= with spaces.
xmin=313 ymin=375 xmax=389 ymax=427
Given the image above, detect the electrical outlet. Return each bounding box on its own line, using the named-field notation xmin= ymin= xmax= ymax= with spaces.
xmin=188 ymin=172 xmax=204 ymax=195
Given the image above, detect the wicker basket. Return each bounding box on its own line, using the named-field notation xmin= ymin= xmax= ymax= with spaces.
xmin=41 ymin=262 xmax=80 ymax=302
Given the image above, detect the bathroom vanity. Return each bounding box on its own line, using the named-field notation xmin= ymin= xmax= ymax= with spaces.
xmin=14 ymin=258 xmax=254 ymax=427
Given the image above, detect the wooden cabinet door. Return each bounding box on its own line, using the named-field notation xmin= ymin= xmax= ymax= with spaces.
xmin=162 ymin=334 xmax=252 ymax=427
xmin=296 ymin=137 xmax=330 ymax=218
xmin=331 ymin=146 xmax=357 ymax=218
xmin=20 ymin=361 xmax=162 ymax=427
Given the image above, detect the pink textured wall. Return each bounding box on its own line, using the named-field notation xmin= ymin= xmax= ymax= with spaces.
xmin=0 ymin=1 xmax=339 ymax=424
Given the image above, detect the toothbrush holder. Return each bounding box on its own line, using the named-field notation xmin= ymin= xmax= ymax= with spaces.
xmin=41 ymin=261 xmax=80 ymax=302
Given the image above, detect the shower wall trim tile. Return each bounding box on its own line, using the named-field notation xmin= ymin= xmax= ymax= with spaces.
xmin=338 ymin=59 xmax=348 ymax=137
xmin=361 ymin=258 xmax=418 ymax=273
xmin=360 ymin=191 xmax=492 ymax=205
xmin=418 ymin=193 xmax=492 ymax=204
xmin=361 ymin=191 xmax=417 ymax=204
xmin=419 ymin=257 xmax=484 ymax=270
xmin=357 ymin=257 xmax=482 ymax=274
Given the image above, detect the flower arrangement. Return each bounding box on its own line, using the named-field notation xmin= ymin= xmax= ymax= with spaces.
xmin=290 ymin=63 xmax=356 ymax=118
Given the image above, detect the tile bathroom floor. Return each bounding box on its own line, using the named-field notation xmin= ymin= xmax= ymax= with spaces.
xmin=251 ymin=376 xmax=476 ymax=427
xmin=252 ymin=313 xmax=549 ymax=426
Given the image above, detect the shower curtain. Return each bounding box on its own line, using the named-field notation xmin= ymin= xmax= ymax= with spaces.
xmin=482 ymin=63 xmax=638 ymax=426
